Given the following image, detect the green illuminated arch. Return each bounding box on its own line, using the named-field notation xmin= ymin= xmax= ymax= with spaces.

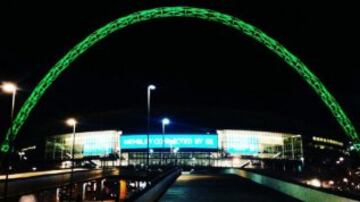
xmin=1 ymin=6 xmax=358 ymax=152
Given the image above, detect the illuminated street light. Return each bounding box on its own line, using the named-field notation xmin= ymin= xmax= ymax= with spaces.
xmin=66 ymin=118 xmax=77 ymax=127
xmin=1 ymin=82 xmax=18 ymax=120
xmin=66 ymin=118 xmax=77 ymax=164
xmin=147 ymin=84 xmax=156 ymax=167
xmin=65 ymin=118 xmax=77 ymax=164
xmin=148 ymin=85 xmax=156 ymax=91
xmin=146 ymin=84 xmax=156 ymax=166
xmin=162 ymin=118 xmax=170 ymax=134
xmin=66 ymin=118 xmax=77 ymax=200
xmin=1 ymin=82 xmax=18 ymax=202
xmin=1 ymin=82 xmax=17 ymax=93
xmin=160 ymin=118 xmax=170 ymax=166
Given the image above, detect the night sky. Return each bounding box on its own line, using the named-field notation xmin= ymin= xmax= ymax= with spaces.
xmin=0 ymin=1 xmax=359 ymax=150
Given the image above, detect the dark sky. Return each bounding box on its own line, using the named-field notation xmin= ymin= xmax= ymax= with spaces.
xmin=0 ymin=1 xmax=359 ymax=149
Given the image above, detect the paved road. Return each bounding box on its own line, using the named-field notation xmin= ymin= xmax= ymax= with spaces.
xmin=159 ymin=173 xmax=300 ymax=202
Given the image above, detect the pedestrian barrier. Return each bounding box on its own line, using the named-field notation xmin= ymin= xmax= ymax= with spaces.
xmin=134 ymin=168 xmax=181 ymax=202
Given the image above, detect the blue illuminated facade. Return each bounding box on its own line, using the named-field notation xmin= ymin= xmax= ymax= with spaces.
xmin=120 ymin=134 xmax=218 ymax=150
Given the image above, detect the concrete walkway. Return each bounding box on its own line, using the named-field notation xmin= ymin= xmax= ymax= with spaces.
xmin=159 ymin=172 xmax=299 ymax=202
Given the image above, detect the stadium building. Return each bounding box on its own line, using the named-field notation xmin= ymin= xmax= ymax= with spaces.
xmin=45 ymin=129 xmax=303 ymax=169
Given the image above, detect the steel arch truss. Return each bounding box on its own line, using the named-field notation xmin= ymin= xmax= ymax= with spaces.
xmin=1 ymin=6 xmax=358 ymax=152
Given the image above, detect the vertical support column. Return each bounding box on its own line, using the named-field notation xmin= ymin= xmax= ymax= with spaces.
xmin=291 ymin=136 xmax=295 ymax=160
xmin=300 ymin=137 xmax=304 ymax=159
xmin=82 ymin=183 xmax=87 ymax=201
xmin=94 ymin=180 xmax=103 ymax=200
xmin=299 ymin=136 xmax=305 ymax=170
xmin=282 ymin=138 xmax=285 ymax=159
xmin=208 ymin=152 xmax=211 ymax=167
xmin=56 ymin=188 xmax=61 ymax=201
xmin=101 ymin=179 xmax=106 ymax=191
xmin=74 ymin=182 xmax=82 ymax=201
xmin=52 ymin=141 xmax=56 ymax=159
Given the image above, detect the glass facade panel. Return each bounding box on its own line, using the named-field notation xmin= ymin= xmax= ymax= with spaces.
xmin=45 ymin=130 xmax=121 ymax=160
xmin=217 ymin=130 xmax=303 ymax=160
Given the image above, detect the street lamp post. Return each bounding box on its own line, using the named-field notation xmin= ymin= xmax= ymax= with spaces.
xmin=66 ymin=118 xmax=77 ymax=170
xmin=147 ymin=85 xmax=156 ymax=167
xmin=161 ymin=118 xmax=170 ymax=166
xmin=66 ymin=118 xmax=77 ymax=200
xmin=1 ymin=82 xmax=18 ymax=202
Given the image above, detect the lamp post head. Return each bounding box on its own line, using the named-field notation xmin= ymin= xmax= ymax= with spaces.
xmin=148 ymin=84 xmax=156 ymax=91
xmin=66 ymin=118 xmax=77 ymax=127
xmin=162 ymin=118 xmax=170 ymax=125
xmin=1 ymin=82 xmax=18 ymax=94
